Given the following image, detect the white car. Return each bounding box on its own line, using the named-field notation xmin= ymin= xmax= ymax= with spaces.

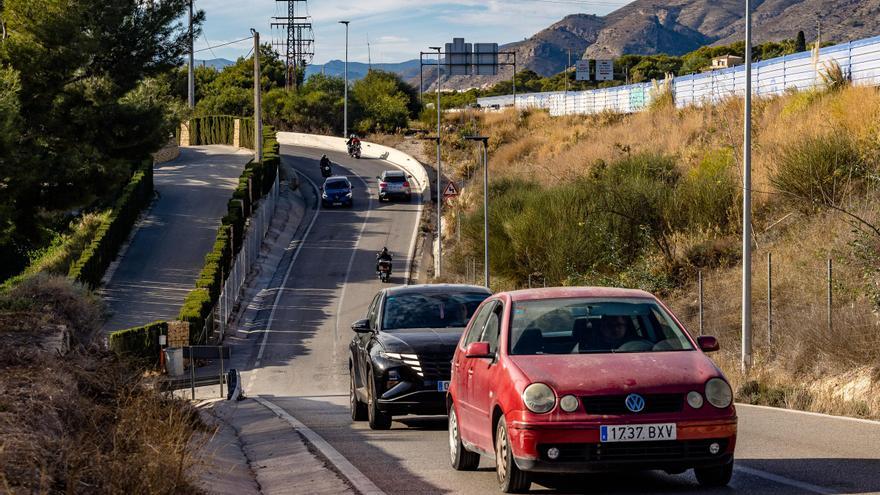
xmin=377 ymin=170 xmax=412 ymax=202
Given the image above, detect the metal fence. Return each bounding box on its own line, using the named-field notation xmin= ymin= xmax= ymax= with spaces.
xmin=204 ymin=171 xmax=280 ymax=343
xmin=477 ymin=35 xmax=880 ymax=116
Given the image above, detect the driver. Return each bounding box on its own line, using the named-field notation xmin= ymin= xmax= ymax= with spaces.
xmin=319 ymin=154 xmax=331 ymax=170
xmin=376 ymin=247 xmax=392 ymax=272
xmin=595 ymin=315 xmax=631 ymax=349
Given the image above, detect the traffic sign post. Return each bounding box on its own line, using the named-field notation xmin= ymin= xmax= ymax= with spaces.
xmin=443 ymin=181 xmax=459 ymax=205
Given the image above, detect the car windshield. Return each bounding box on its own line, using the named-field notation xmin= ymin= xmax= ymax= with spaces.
xmin=382 ymin=292 xmax=489 ymax=330
xmin=508 ymin=298 xmax=694 ymax=355
xmin=384 ymin=174 xmax=406 ymax=183
xmin=326 ymin=180 xmax=349 ymax=190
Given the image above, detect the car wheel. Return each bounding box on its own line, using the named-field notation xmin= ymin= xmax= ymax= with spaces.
xmin=350 ymin=369 xmax=367 ymax=421
xmin=367 ymin=369 xmax=392 ymax=430
xmin=449 ymin=404 xmax=479 ymax=471
xmin=694 ymin=459 xmax=734 ymax=487
xmin=495 ymin=415 xmax=530 ymax=493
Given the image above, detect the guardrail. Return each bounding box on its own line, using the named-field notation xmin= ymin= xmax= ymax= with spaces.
xmin=477 ymin=35 xmax=880 ymax=116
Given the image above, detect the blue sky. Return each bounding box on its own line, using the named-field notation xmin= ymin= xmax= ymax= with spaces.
xmin=194 ymin=0 xmax=634 ymax=64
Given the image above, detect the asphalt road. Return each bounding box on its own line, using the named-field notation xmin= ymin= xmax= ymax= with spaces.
xmin=102 ymin=146 xmax=252 ymax=332
xmin=242 ymin=145 xmax=880 ymax=495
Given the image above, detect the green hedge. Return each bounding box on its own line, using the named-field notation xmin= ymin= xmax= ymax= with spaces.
xmin=240 ymin=117 xmax=255 ymax=149
xmin=189 ymin=115 xmax=257 ymax=149
xmin=176 ymin=125 xmax=279 ymax=344
xmin=68 ymin=162 xmax=154 ymax=289
xmin=109 ymin=320 xmax=168 ymax=360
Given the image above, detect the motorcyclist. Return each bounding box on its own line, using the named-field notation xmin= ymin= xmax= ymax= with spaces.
xmin=376 ymin=247 xmax=392 ymax=273
xmin=319 ymin=154 xmax=331 ymax=173
xmin=347 ymin=134 xmax=361 ymax=153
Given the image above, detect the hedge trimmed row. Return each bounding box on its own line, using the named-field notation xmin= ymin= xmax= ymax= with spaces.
xmin=109 ymin=321 xmax=168 ymax=360
xmin=176 ymin=126 xmax=279 ymax=344
xmin=69 ymin=162 xmax=154 ymax=289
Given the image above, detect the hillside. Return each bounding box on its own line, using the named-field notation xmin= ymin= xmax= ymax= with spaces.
xmin=434 ymin=0 xmax=880 ymax=90
xmin=430 ymin=84 xmax=880 ymax=417
xmin=306 ymin=59 xmax=421 ymax=82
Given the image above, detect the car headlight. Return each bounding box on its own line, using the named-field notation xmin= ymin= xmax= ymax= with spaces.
xmin=705 ymin=378 xmax=733 ymax=408
xmin=378 ymin=351 xmax=423 ymax=377
xmin=322 ymin=192 xmax=328 ymax=198
xmin=346 ymin=192 xmax=352 ymax=197
xmin=559 ymin=394 xmax=579 ymax=413
xmin=522 ymin=383 xmax=556 ymax=414
xmin=687 ymin=390 xmax=704 ymax=409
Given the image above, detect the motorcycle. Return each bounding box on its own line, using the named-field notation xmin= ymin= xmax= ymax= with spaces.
xmin=321 ymin=162 xmax=332 ymax=178
xmin=377 ymin=259 xmax=392 ymax=283
xmin=348 ymin=141 xmax=362 ymax=160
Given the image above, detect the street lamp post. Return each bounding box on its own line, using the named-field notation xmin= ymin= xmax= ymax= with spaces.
xmin=188 ymin=0 xmax=195 ymax=108
xmin=465 ymin=136 xmax=490 ymax=288
xmin=742 ymin=0 xmax=753 ymax=372
xmin=430 ymin=46 xmax=443 ymax=278
xmin=339 ymin=21 xmax=350 ymax=139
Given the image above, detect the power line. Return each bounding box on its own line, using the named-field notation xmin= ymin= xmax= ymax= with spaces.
xmin=194 ymin=36 xmax=253 ymax=54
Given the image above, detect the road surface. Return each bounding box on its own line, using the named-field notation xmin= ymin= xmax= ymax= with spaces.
xmin=102 ymin=145 xmax=252 ymax=332
xmin=236 ymin=144 xmax=880 ymax=494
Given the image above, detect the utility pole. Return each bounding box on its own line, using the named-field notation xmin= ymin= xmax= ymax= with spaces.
xmin=272 ymin=0 xmax=314 ymax=90
xmin=430 ymin=46 xmax=443 ymax=278
xmin=566 ymin=49 xmax=570 ymax=93
xmin=367 ymin=37 xmax=372 ymax=72
xmin=188 ymin=0 xmax=195 ymax=108
xmin=741 ymin=0 xmax=753 ymax=372
xmin=340 ymin=21 xmax=350 ymax=138
xmin=465 ymin=136 xmax=490 ymax=288
xmin=252 ymin=29 xmax=263 ymax=163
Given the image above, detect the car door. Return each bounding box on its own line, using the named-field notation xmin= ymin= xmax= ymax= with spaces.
xmin=456 ymin=300 xmax=496 ymax=440
xmin=468 ymin=301 xmax=505 ymax=449
xmin=355 ymin=293 xmax=381 ymax=397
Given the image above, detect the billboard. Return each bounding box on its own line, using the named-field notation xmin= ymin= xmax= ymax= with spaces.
xmin=596 ymin=59 xmax=614 ymax=81
xmin=445 ymin=38 xmax=472 ymax=76
xmin=575 ymin=60 xmax=591 ymax=81
xmin=474 ymin=43 xmax=499 ymax=76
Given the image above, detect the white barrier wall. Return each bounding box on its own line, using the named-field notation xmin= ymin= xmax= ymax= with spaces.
xmin=478 ymin=35 xmax=880 ymax=116
xmin=276 ymin=132 xmax=430 ymax=201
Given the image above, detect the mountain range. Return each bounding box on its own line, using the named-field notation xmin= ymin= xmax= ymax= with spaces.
xmin=428 ymin=0 xmax=880 ymax=90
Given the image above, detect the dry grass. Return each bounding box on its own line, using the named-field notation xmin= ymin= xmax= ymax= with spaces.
xmin=438 ymin=85 xmax=880 ymax=417
xmin=0 ymin=275 xmax=204 ymax=494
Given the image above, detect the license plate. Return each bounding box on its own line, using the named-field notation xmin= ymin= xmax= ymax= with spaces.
xmin=437 ymin=381 xmax=450 ymax=392
xmin=600 ymin=423 xmax=676 ymax=443
xmin=332 ymin=202 xmax=342 ymax=206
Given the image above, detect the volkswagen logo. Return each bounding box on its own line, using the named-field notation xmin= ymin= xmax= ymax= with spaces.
xmin=625 ymin=393 xmax=646 ymax=413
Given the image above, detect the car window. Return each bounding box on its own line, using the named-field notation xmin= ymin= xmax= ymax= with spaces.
xmin=384 ymin=174 xmax=406 ymax=183
xmin=367 ymin=293 xmax=381 ymax=329
xmin=480 ymin=304 xmax=503 ymax=354
xmin=326 ymin=180 xmax=349 ymax=190
xmin=508 ymin=298 xmax=694 ymax=355
xmin=382 ymin=292 xmax=490 ymax=331
xmin=463 ymin=301 xmax=495 ymax=348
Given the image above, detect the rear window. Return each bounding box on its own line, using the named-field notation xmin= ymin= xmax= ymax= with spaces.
xmin=384 ymin=174 xmax=406 ymax=183
xmin=326 ymin=180 xmax=349 ymax=189
xmin=382 ymin=292 xmax=490 ymax=330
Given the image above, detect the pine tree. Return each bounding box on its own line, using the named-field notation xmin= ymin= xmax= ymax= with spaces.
xmin=795 ymin=31 xmax=807 ymax=52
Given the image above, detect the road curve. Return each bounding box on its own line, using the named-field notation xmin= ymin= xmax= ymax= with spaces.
xmin=244 ymin=144 xmax=880 ymax=495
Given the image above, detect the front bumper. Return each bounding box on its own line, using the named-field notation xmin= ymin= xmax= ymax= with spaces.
xmin=509 ymin=418 xmax=737 ymax=474
xmin=377 ymin=389 xmax=446 ymax=415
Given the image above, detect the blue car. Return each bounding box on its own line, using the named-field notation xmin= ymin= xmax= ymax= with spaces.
xmin=321 ymin=176 xmax=354 ymax=208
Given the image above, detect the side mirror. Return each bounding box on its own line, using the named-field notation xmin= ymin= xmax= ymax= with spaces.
xmin=319 ymin=186 xmax=324 ymax=191
xmin=351 ymin=319 xmax=372 ymax=333
xmin=697 ymin=336 xmax=720 ymax=353
xmin=465 ymin=342 xmax=493 ymax=359
xmin=376 ymin=176 xmax=381 ymax=180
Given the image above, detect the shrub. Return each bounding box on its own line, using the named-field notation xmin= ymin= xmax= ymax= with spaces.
xmin=109 ymin=321 xmax=168 ymax=361
xmin=675 ymin=148 xmax=739 ymax=230
xmin=177 ymin=288 xmax=212 ymax=344
xmin=770 ymin=132 xmax=866 ymax=209
xmin=68 ymin=162 xmax=154 ymax=289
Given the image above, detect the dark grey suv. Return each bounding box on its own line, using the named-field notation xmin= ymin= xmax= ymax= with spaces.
xmin=349 ymin=284 xmax=491 ymax=429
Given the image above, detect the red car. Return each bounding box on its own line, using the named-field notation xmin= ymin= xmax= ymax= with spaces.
xmin=447 ymin=287 xmax=736 ymax=493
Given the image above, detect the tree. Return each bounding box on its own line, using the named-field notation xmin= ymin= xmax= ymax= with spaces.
xmin=795 ymin=31 xmax=807 ymax=52
xmin=351 ymin=70 xmax=420 ymax=133
xmin=196 ymin=44 xmax=285 ymax=117
xmin=0 ymin=0 xmax=201 ymax=279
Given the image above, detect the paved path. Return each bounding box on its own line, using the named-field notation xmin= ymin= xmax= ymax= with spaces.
xmin=101 ymin=145 xmax=251 ymax=332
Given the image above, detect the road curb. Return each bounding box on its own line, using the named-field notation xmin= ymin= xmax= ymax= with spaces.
xmin=253 ymin=396 xmax=386 ymax=495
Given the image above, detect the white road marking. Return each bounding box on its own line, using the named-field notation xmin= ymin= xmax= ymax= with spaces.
xmin=737 ymin=403 xmax=880 ymax=426
xmin=333 ymin=174 xmax=373 ymax=343
xmin=254 ymin=396 xmax=386 ymax=495
xmin=247 ymin=171 xmax=321 ymax=391
xmin=735 ymin=465 xmax=835 ymax=494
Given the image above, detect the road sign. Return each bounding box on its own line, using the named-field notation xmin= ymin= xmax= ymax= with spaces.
xmin=596 ymin=59 xmax=614 ymax=81
xmin=576 ymin=60 xmax=591 ymax=81
xmin=474 ymin=43 xmax=499 ymax=76
xmin=443 ymin=181 xmax=459 ymax=199
xmin=445 ymin=38 xmax=472 ymax=76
